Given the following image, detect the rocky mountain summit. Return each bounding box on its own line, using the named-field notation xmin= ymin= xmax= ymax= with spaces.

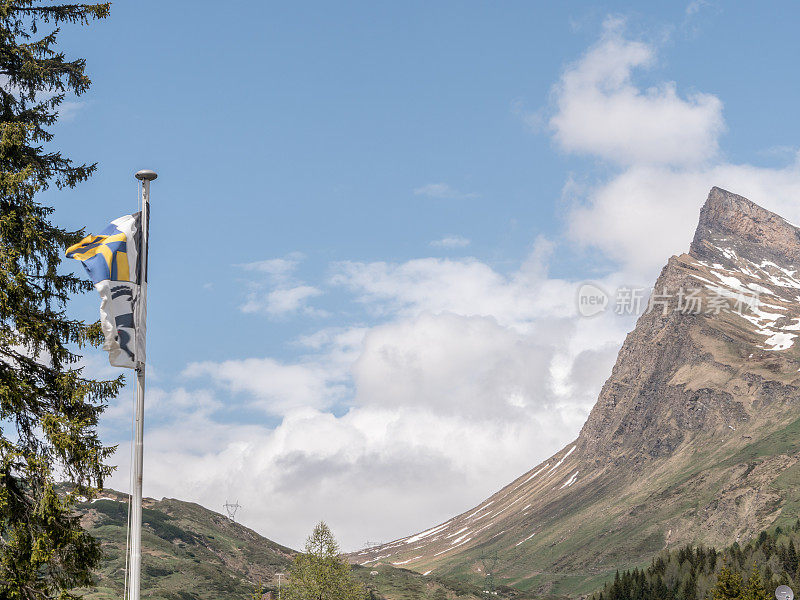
xmin=351 ymin=188 xmax=800 ymax=596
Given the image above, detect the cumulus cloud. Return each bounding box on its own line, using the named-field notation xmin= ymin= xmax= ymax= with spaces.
xmin=183 ymin=357 xmax=349 ymax=415
xmin=568 ymin=163 xmax=800 ymax=277
xmin=331 ymin=257 xmax=540 ymax=323
xmin=131 ymin=240 xmax=632 ymax=549
xmin=553 ymin=22 xmax=800 ymax=279
xmin=546 ymin=20 xmax=800 ymax=279
xmin=352 ymin=312 xmax=562 ymax=418
xmin=329 ymin=242 xmax=579 ymax=331
xmin=108 ymin=401 xmax=578 ymax=550
xmin=242 ymin=285 xmax=324 ymax=317
xmin=548 ymin=17 xmax=724 ymax=166
xmin=413 ymin=183 xmax=478 ymax=199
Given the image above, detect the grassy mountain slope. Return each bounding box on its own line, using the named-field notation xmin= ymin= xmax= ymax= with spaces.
xmin=78 ymin=491 xmax=517 ymax=600
xmin=78 ymin=490 xmax=294 ymax=600
xmin=353 ymin=565 xmax=538 ymax=600
xmin=351 ymin=189 xmax=800 ymax=596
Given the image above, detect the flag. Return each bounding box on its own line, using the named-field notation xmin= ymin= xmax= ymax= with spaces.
xmin=66 ymin=211 xmax=147 ymax=368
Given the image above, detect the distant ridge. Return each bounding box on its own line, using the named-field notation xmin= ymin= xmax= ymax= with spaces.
xmin=79 ymin=490 xmax=513 ymax=600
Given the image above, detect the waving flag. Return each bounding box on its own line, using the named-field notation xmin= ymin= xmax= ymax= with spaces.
xmin=67 ymin=211 xmax=147 ymax=368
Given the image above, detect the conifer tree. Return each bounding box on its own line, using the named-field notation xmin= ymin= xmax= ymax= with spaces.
xmin=651 ymin=575 xmax=670 ymax=600
xmin=795 ymin=560 xmax=800 ymax=590
xmin=786 ymin=540 xmax=798 ymax=574
xmin=763 ymin=536 xmax=775 ymax=560
xmin=286 ymin=521 xmax=366 ymax=600
xmin=711 ymin=566 xmax=743 ymax=600
xmin=742 ymin=566 xmax=768 ymax=600
xmin=680 ymin=573 xmax=697 ymax=600
xmin=0 ymin=2 xmax=118 ymax=599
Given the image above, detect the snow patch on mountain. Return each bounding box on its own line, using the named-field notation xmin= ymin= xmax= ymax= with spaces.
xmin=560 ymin=471 xmax=579 ymax=489
xmin=515 ymin=532 xmax=536 ymax=547
xmin=546 ymin=446 xmax=576 ymax=476
xmin=690 ymin=247 xmax=800 ymax=351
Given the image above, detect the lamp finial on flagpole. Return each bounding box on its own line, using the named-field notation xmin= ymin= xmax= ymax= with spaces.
xmin=135 ymin=169 xmax=157 ymax=181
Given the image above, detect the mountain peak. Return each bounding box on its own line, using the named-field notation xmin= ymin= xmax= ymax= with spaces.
xmin=351 ymin=188 xmax=800 ymax=596
xmin=691 ymin=187 xmax=800 ymax=265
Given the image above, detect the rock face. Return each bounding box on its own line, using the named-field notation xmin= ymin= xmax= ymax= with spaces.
xmin=580 ymin=189 xmax=800 ymax=463
xmin=692 ymin=187 xmax=800 ymax=265
xmin=350 ymin=188 xmax=800 ymax=597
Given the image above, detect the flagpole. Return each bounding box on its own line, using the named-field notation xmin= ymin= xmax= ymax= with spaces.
xmin=128 ymin=169 xmax=156 ymax=600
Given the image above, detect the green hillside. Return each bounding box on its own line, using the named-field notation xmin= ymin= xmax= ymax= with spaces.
xmin=78 ymin=491 xmax=294 ymax=600
xmin=77 ymin=491 xmax=523 ymax=600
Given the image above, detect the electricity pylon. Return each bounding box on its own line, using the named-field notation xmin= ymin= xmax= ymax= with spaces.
xmin=223 ymin=500 xmax=241 ymax=521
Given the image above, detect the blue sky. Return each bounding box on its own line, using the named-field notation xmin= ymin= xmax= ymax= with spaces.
xmin=44 ymin=1 xmax=800 ymax=549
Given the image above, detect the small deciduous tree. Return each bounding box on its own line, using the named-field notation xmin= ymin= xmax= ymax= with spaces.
xmin=286 ymin=521 xmax=365 ymax=600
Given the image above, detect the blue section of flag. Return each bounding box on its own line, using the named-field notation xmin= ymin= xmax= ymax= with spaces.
xmin=80 ymin=252 xmax=113 ymax=284
xmin=66 ymin=216 xmax=136 ymax=285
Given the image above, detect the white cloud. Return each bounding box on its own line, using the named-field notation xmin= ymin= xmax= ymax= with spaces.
xmin=413 ymin=183 xmax=478 ymax=199
xmin=241 ymin=284 xmax=324 ymax=317
xmin=238 ymin=254 xmax=325 ymax=317
xmin=239 ymin=257 xmax=300 ymax=281
xmin=147 ymin=387 xmax=222 ymax=417
xmin=545 ymin=20 xmax=800 ymax=280
xmin=135 ymin=241 xmax=631 ymax=549
xmin=183 ymin=357 xmax=348 ymax=415
xmin=548 ymin=17 xmax=724 ymax=166
xmin=330 ymin=242 xmax=579 ymax=331
xmin=57 ymin=101 xmax=85 ymax=122
xmin=352 ymin=312 xmax=571 ymax=419
xmin=430 ymin=235 xmax=471 ymax=248
xmin=109 ymin=402 xmax=579 ymax=550
xmin=568 ymin=163 xmax=800 ymax=278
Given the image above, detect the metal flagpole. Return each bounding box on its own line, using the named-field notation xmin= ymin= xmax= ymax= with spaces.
xmin=128 ymin=169 xmax=157 ymax=600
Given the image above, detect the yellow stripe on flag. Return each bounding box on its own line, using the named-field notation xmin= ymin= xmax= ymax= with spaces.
xmin=115 ymin=251 xmax=130 ymax=282
xmin=66 ymin=233 xmax=127 ymax=261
